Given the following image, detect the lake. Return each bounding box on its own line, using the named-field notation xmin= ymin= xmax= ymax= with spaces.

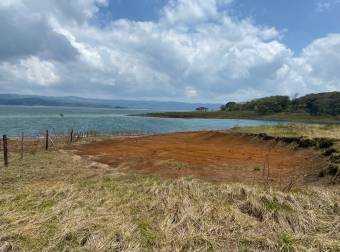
xmin=0 ymin=106 xmax=282 ymax=137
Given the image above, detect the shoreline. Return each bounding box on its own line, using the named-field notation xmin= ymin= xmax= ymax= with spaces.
xmin=138 ymin=111 xmax=340 ymax=124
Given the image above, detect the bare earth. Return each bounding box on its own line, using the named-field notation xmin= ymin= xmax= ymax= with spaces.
xmin=1 ymin=129 xmax=339 ymax=251
xmin=72 ymin=131 xmax=328 ymax=185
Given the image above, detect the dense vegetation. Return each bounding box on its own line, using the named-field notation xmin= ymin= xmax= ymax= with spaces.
xmin=220 ymin=92 xmax=340 ymax=116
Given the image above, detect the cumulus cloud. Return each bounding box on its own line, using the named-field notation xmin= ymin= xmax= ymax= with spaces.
xmin=0 ymin=0 xmax=339 ymax=102
xmin=274 ymin=34 xmax=340 ymax=95
xmin=0 ymin=57 xmax=59 ymax=86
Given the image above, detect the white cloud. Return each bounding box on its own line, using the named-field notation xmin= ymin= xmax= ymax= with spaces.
xmin=316 ymin=0 xmax=340 ymax=12
xmin=185 ymin=86 xmax=198 ymax=98
xmin=21 ymin=57 xmax=60 ymax=86
xmin=0 ymin=0 xmax=339 ymax=102
xmin=273 ymin=34 xmax=340 ymax=95
xmin=162 ymin=0 xmax=232 ymax=24
xmin=22 ymin=0 xmax=108 ymax=25
xmin=1 ymin=57 xmax=59 ymax=86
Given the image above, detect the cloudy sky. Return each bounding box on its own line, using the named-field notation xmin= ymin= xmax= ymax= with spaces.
xmin=0 ymin=0 xmax=340 ymax=102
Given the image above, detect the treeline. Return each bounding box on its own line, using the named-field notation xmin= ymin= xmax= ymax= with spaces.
xmin=220 ymin=92 xmax=340 ymax=116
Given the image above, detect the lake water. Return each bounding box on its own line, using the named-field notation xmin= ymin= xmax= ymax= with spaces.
xmin=0 ymin=106 xmax=282 ymax=137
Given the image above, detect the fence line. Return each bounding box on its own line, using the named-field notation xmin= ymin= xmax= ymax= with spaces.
xmin=1 ymin=129 xmax=142 ymax=167
xmin=1 ymin=129 xmax=96 ymax=167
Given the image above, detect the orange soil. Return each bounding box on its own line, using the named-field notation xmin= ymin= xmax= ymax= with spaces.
xmin=72 ymin=131 xmax=328 ymax=185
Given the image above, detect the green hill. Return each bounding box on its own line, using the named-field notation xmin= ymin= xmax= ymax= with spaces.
xmin=221 ymin=91 xmax=340 ymax=116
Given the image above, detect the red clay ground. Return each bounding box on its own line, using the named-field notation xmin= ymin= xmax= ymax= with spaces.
xmin=72 ymin=131 xmax=328 ymax=185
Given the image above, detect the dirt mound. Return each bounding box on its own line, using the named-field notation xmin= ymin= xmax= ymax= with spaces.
xmin=72 ymin=131 xmax=328 ymax=186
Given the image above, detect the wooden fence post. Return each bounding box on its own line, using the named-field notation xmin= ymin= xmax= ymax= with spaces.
xmin=45 ymin=130 xmax=49 ymax=150
xmin=21 ymin=132 xmax=24 ymax=159
xmin=70 ymin=129 xmax=74 ymax=143
xmin=3 ymin=135 xmax=8 ymax=167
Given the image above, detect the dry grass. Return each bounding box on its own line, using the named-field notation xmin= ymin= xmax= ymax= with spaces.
xmin=0 ymin=150 xmax=339 ymax=251
xmin=232 ymin=123 xmax=340 ymax=139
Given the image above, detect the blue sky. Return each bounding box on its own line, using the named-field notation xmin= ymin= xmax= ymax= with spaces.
xmin=231 ymin=0 xmax=340 ymax=52
xmin=1 ymin=0 xmax=340 ymax=102
xmin=96 ymin=0 xmax=168 ymax=22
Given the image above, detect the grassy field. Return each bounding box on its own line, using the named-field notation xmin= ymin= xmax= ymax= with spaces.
xmin=142 ymin=111 xmax=340 ymax=123
xmin=0 ymin=126 xmax=340 ymax=251
xmin=231 ymin=123 xmax=340 ymax=139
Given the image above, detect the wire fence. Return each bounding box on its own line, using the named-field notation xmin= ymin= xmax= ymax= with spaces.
xmin=0 ymin=128 xmax=150 ymax=168
xmin=0 ymin=129 xmax=102 ymax=167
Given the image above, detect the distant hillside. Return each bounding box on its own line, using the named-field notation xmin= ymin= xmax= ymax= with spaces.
xmin=221 ymin=91 xmax=340 ymax=116
xmin=0 ymin=94 xmax=220 ymax=111
xmin=293 ymin=92 xmax=340 ymax=115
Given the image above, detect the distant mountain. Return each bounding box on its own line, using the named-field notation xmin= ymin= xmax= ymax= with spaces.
xmin=0 ymin=94 xmax=220 ymax=111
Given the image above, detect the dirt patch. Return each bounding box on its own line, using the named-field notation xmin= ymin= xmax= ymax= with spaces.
xmin=72 ymin=131 xmax=328 ymax=185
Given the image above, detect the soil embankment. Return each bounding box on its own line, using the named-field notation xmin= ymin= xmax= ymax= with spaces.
xmin=72 ymin=131 xmax=329 ymax=186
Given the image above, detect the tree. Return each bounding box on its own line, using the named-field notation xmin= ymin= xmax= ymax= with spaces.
xmin=251 ymin=96 xmax=291 ymax=114
xmin=306 ymin=100 xmax=319 ymax=115
xmin=225 ymin=102 xmax=239 ymax=111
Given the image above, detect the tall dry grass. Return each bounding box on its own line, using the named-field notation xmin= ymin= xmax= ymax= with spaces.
xmin=232 ymin=123 xmax=340 ymax=139
xmin=0 ymin=151 xmax=339 ymax=251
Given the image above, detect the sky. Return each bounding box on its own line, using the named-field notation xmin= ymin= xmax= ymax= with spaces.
xmin=0 ymin=0 xmax=340 ymax=103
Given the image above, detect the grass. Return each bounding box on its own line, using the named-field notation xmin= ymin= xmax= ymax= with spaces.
xmin=141 ymin=111 xmax=340 ymax=123
xmin=231 ymin=123 xmax=340 ymax=139
xmin=0 ymin=149 xmax=339 ymax=251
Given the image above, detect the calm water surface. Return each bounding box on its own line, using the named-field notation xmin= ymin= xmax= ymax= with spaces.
xmin=0 ymin=106 xmax=282 ymax=136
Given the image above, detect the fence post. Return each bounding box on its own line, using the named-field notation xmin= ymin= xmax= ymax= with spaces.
xmin=3 ymin=135 xmax=8 ymax=167
xmin=21 ymin=132 xmax=24 ymax=159
xmin=45 ymin=130 xmax=49 ymax=151
xmin=70 ymin=129 xmax=74 ymax=143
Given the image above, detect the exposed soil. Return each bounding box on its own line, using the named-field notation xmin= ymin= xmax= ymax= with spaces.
xmin=72 ymin=131 xmax=329 ymax=185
